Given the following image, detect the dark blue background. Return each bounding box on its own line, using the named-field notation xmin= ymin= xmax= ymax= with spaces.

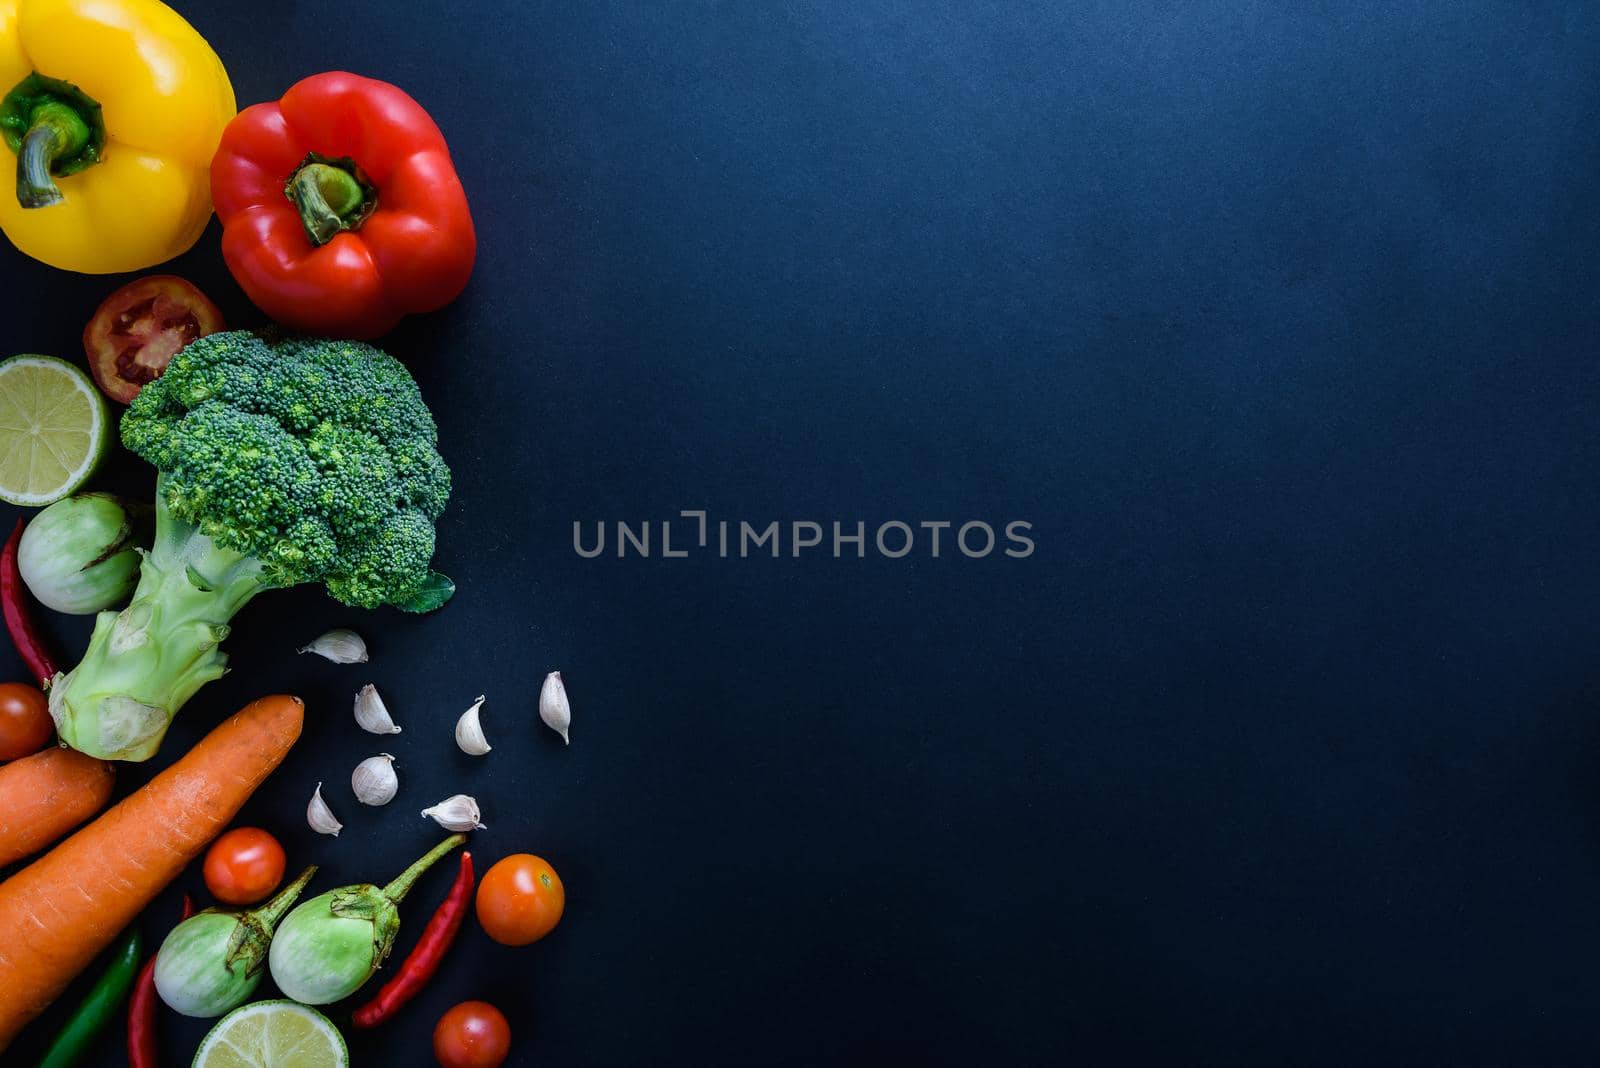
xmin=3 ymin=1 xmax=1598 ymax=1064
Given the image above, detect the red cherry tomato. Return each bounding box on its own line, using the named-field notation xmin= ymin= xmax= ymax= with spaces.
xmin=0 ymin=680 xmax=51 ymax=760
xmin=202 ymin=827 xmax=286 ymax=905
xmin=433 ymin=1001 xmax=511 ymax=1068
xmin=82 ymin=275 xmax=224 ymax=404
xmin=476 ymin=854 xmax=565 ymax=947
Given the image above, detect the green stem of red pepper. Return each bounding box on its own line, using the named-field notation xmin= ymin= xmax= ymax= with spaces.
xmin=37 ymin=926 xmax=143 ymax=1068
xmin=285 ymin=153 xmax=377 ymax=246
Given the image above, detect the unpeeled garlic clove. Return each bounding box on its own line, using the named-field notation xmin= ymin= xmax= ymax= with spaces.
xmin=352 ymin=753 xmax=399 ymax=806
xmin=420 ymin=794 xmax=485 ymax=831
xmin=353 ymin=684 xmax=401 ymax=734
xmin=298 ymin=629 xmax=369 ymax=664
xmin=455 ymin=695 xmax=491 ymax=756
xmin=307 ymin=782 xmax=343 ymax=836
xmin=539 ymin=671 xmax=571 ymax=745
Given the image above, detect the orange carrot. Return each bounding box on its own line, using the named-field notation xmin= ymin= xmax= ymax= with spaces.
xmin=0 ymin=694 xmax=303 ymax=1051
xmin=0 ymin=747 xmax=114 ymax=867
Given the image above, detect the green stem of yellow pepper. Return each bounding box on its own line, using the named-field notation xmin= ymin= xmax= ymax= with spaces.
xmin=0 ymin=74 xmax=105 ymax=210
xmin=16 ymin=103 xmax=91 ymax=208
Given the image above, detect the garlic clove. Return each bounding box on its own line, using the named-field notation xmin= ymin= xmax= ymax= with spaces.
xmin=353 ymin=684 xmax=401 ymax=734
xmin=454 ymin=694 xmax=491 ymax=756
xmin=352 ymin=753 xmax=399 ymax=806
xmin=307 ymin=782 xmax=343 ymax=836
xmin=298 ymin=628 xmax=369 ymax=664
xmin=539 ymin=670 xmax=571 ymax=745
xmin=420 ymin=794 xmax=485 ymax=831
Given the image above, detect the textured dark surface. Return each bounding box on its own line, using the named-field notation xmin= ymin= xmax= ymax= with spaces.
xmin=3 ymin=1 xmax=1599 ymax=1064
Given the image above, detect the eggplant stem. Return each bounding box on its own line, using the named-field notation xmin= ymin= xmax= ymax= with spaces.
xmin=254 ymin=865 xmax=318 ymax=927
xmin=383 ymin=834 xmax=466 ymax=903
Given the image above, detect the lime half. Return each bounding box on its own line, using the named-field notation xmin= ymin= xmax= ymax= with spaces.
xmin=192 ymin=1000 xmax=348 ymax=1068
xmin=0 ymin=355 xmax=109 ymax=506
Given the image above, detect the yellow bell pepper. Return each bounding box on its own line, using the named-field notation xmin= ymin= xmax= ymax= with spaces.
xmin=0 ymin=0 xmax=234 ymax=273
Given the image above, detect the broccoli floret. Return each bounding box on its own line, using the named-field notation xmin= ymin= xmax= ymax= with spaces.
xmin=53 ymin=331 xmax=453 ymax=761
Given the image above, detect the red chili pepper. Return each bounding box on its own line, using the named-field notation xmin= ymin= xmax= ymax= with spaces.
xmin=210 ymin=71 xmax=476 ymax=340
xmin=353 ymin=851 xmax=475 ymax=1028
xmin=2 ymin=518 xmax=58 ymax=688
xmin=127 ymin=894 xmax=194 ymax=1068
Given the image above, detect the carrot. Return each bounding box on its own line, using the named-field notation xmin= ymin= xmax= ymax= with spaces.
xmin=0 ymin=694 xmax=303 ymax=1051
xmin=0 ymin=747 xmax=114 ymax=867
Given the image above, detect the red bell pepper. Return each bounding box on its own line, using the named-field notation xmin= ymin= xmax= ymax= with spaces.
xmin=210 ymin=72 xmax=476 ymax=340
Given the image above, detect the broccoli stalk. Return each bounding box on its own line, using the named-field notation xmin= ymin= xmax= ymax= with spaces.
xmin=51 ymin=480 xmax=269 ymax=760
xmin=50 ymin=331 xmax=453 ymax=762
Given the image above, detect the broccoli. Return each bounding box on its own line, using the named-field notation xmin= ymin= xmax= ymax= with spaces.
xmin=51 ymin=331 xmax=453 ymax=761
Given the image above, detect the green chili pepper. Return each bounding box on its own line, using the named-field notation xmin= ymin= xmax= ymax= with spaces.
xmin=37 ymin=926 xmax=143 ymax=1068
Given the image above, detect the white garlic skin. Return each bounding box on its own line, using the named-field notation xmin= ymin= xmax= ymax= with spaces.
xmin=352 ymin=754 xmax=399 ymax=806
xmin=353 ymin=684 xmax=401 ymax=734
xmin=307 ymin=782 xmax=343 ymax=836
xmin=421 ymin=794 xmax=485 ymax=831
xmin=539 ymin=671 xmax=571 ymax=745
xmin=455 ymin=695 xmax=491 ymax=756
xmin=298 ymin=629 xmax=369 ymax=664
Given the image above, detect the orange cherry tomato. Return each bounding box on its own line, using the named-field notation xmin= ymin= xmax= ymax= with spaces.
xmin=0 ymin=680 xmax=51 ymax=760
xmin=433 ymin=1001 xmax=511 ymax=1068
xmin=202 ymin=827 xmax=286 ymax=905
xmin=475 ymin=854 xmax=564 ymax=946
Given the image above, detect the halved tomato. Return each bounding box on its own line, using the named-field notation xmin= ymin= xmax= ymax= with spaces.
xmin=83 ymin=276 xmax=225 ymax=404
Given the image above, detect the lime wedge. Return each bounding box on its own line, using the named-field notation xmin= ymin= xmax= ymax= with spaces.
xmin=192 ymin=1000 xmax=348 ymax=1068
xmin=0 ymin=354 xmax=109 ymax=506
